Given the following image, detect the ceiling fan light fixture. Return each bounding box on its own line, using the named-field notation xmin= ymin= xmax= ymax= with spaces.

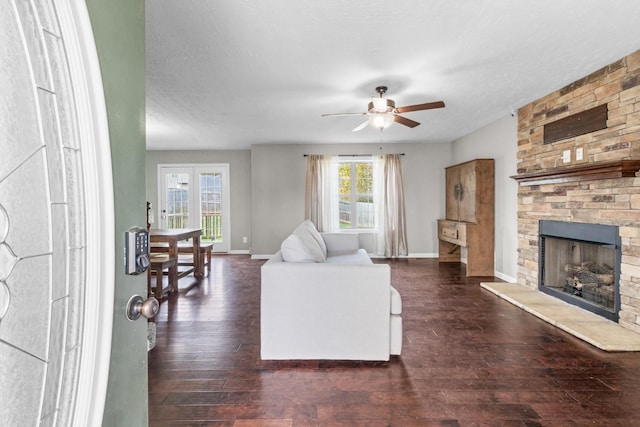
xmin=369 ymin=98 xmax=396 ymax=113
xmin=372 ymin=97 xmax=388 ymax=112
xmin=370 ymin=113 xmax=394 ymax=129
xmin=322 ymin=85 xmax=444 ymax=132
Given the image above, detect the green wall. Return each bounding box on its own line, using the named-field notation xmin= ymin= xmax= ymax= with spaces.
xmin=85 ymin=0 xmax=148 ymax=425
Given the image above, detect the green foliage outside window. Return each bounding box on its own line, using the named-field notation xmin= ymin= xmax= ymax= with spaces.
xmin=339 ymin=163 xmax=373 ymax=201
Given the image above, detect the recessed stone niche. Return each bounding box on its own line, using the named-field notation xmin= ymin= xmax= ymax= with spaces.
xmin=514 ymin=48 xmax=640 ymax=334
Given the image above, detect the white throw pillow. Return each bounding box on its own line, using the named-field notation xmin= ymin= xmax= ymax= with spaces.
xmin=296 ymin=220 xmax=327 ymax=259
xmin=280 ymin=233 xmax=325 ymax=263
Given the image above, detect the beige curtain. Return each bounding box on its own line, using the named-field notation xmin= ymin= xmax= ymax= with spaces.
xmin=376 ymin=154 xmax=408 ymax=257
xmin=304 ymin=155 xmax=338 ymax=232
xmin=305 ymin=155 xmax=323 ymax=227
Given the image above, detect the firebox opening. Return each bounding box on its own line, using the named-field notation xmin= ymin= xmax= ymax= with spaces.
xmin=539 ymin=220 xmax=621 ymax=322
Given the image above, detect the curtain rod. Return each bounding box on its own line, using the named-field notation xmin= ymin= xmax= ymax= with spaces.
xmin=303 ymin=153 xmax=405 ymax=157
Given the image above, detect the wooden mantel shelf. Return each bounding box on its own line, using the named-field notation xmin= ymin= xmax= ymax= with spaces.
xmin=511 ymin=160 xmax=640 ymax=186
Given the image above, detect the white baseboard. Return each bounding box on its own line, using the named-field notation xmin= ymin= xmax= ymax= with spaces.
xmin=229 ymin=249 xmax=251 ymax=255
xmin=407 ymin=252 xmax=439 ymax=258
xmin=250 ymin=254 xmax=272 ymax=260
xmin=494 ymin=271 xmax=516 ymax=283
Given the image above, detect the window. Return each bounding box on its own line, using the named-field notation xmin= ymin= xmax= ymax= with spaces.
xmin=306 ymin=153 xmax=406 ymax=255
xmin=338 ymin=159 xmax=375 ymax=229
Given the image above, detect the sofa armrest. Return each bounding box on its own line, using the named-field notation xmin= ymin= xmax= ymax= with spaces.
xmin=321 ymin=232 xmax=359 ymax=255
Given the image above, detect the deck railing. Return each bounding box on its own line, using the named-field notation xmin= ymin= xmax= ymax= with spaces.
xmin=201 ymin=211 xmax=222 ymax=240
xmin=339 ymin=201 xmax=374 ymax=228
xmin=166 ymin=211 xmax=222 ymax=241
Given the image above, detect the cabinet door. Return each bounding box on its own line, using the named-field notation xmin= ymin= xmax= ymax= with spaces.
xmin=445 ymin=166 xmax=459 ymax=220
xmin=458 ymin=161 xmax=477 ymax=222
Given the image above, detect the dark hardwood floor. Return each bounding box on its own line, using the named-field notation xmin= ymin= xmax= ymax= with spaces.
xmin=148 ymin=256 xmax=640 ymax=426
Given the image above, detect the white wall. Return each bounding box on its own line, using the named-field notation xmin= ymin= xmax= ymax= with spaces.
xmin=450 ymin=115 xmax=518 ymax=281
xmin=250 ymin=142 xmax=451 ymax=257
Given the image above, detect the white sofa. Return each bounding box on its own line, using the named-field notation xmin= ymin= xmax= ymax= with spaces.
xmin=260 ymin=221 xmax=402 ymax=361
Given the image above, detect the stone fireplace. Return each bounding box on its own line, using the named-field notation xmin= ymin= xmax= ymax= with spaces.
xmin=514 ymin=48 xmax=640 ymax=334
xmin=538 ymin=220 xmax=621 ymax=321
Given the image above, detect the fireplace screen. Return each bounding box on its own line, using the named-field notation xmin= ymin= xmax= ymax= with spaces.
xmin=539 ymin=221 xmax=620 ymax=322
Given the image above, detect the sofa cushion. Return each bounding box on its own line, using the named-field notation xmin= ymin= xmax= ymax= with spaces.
xmin=325 ymin=248 xmax=372 ymax=264
xmin=321 ymin=232 xmax=360 ymax=256
xmin=280 ymin=233 xmax=325 ymax=263
xmin=294 ymin=220 xmax=327 ymax=259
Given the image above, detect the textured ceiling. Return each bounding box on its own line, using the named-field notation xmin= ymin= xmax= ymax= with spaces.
xmin=146 ymin=0 xmax=640 ymax=150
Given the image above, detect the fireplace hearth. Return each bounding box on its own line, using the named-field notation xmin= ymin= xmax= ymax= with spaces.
xmin=539 ymin=220 xmax=621 ymax=322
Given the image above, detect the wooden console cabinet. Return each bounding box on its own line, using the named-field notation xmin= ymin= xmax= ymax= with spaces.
xmin=438 ymin=159 xmax=494 ymax=276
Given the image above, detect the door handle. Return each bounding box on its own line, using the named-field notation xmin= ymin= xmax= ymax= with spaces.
xmin=126 ymin=294 xmax=159 ymax=321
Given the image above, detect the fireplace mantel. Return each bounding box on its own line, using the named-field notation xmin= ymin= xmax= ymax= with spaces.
xmin=511 ymin=160 xmax=640 ymax=186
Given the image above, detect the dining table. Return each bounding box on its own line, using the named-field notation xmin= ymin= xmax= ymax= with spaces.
xmin=149 ymin=228 xmax=204 ymax=279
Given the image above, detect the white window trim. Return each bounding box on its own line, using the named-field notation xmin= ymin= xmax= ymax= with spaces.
xmin=338 ymin=156 xmax=376 ymax=232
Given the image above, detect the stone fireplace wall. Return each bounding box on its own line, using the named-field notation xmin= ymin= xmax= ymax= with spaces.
xmin=516 ymin=48 xmax=640 ymax=333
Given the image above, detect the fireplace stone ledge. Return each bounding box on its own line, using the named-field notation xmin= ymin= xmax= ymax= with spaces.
xmin=481 ymin=282 xmax=640 ymax=351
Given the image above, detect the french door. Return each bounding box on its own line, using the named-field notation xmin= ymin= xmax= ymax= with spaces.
xmin=158 ymin=164 xmax=230 ymax=252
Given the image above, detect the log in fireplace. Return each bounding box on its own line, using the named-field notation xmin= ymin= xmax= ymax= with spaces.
xmin=539 ymin=220 xmax=621 ymax=322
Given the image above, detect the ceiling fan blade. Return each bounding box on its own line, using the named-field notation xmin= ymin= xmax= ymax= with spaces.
xmin=395 ymin=101 xmax=445 ymax=114
xmin=393 ymin=114 xmax=420 ymax=128
xmin=321 ymin=112 xmax=367 ymax=117
xmin=352 ymin=120 xmax=369 ymax=132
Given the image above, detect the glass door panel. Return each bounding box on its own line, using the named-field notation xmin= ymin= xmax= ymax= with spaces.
xmin=160 ymin=169 xmax=192 ymax=229
xmin=197 ymin=165 xmax=229 ymax=252
xmin=200 ymin=172 xmax=222 ymax=243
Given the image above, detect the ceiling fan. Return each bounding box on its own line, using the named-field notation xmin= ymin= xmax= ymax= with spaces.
xmin=321 ymin=86 xmax=445 ymax=132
